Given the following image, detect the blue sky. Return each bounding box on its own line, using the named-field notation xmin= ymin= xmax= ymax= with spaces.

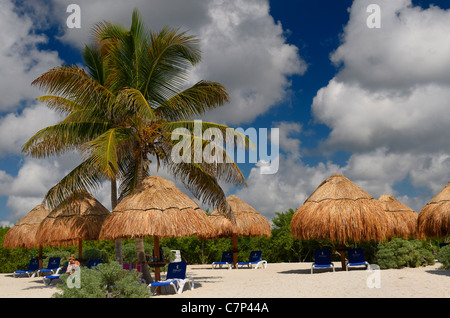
xmin=1 ymin=0 xmax=450 ymax=226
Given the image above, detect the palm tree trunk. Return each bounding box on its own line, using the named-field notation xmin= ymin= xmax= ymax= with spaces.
xmin=136 ymin=238 xmax=153 ymax=283
xmin=135 ymin=151 xmax=153 ymax=284
xmin=111 ymin=176 xmax=123 ymax=264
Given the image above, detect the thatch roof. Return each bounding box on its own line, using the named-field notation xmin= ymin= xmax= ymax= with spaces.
xmin=35 ymin=192 xmax=110 ymax=247
xmin=209 ymin=195 xmax=271 ymax=238
xmin=290 ymin=174 xmax=389 ymax=243
xmin=378 ymin=194 xmax=418 ymax=239
xmin=3 ymin=204 xmax=51 ymax=249
xmin=417 ymin=182 xmax=450 ymax=238
xmin=99 ymin=176 xmax=214 ymax=240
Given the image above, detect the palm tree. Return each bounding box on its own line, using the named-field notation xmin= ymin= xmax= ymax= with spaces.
xmin=23 ymin=10 xmax=251 ymax=283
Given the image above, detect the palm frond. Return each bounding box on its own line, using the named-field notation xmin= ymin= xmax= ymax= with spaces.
xmin=164 ymin=158 xmax=234 ymax=221
xmin=141 ymin=26 xmax=201 ymax=101
xmin=36 ymin=95 xmax=84 ymax=115
xmin=31 ymin=65 xmax=115 ymax=112
xmin=82 ymin=45 xmax=106 ymax=85
xmin=116 ymin=88 xmax=156 ymax=123
xmin=22 ymin=122 xmax=111 ymax=158
xmin=84 ymin=127 xmax=136 ymax=178
xmin=44 ymin=157 xmax=106 ymax=209
xmin=167 ymin=129 xmax=247 ymax=187
xmin=155 ymin=81 xmax=229 ymax=120
xmin=165 ymin=120 xmax=255 ymax=151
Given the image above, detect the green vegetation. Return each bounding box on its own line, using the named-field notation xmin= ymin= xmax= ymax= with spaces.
xmin=54 ymin=262 xmax=150 ymax=298
xmin=437 ymin=244 xmax=450 ymax=270
xmin=375 ymin=238 xmax=435 ymax=269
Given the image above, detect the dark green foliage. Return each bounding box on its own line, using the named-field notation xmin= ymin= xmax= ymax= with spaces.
xmin=262 ymin=209 xmax=302 ymax=262
xmin=375 ymin=238 xmax=435 ymax=269
xmin=53 ymin=261 xmax=150 ymax=298
xmin=437 ymin=244 xmax=450 ymax=270
xmin=83 ymin=248 xmax=109 ymax=263
xmin=122 ymin=242 xmax=153 ymax=263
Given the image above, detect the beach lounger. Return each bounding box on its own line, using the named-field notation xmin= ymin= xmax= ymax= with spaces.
xmin=346 ymin=248 xmax=369 ymax=271
xmin=13 ymin=258 xmax=40 ymax=278
xmin=42 ymin=265 xmax=67 ymax=285
xmin=212 ymin=251 xmax=233 ymax=269
xmin=148 ymin=261 xmax=194 ymax=295
xmin=311 ymin=249 xmax=334 ymax=273
xmin=37 ymin=257 xmax=61 ymax=276
xmin=237 ymin=251 xmax=267 ymax=269
xmin=87 ymin=259 xmax=103 ymax=269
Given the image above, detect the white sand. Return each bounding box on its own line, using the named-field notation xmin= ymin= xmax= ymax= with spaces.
xmin=0 ymin=262 xmax=448 ymax=298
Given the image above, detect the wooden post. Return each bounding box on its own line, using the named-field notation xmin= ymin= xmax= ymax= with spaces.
xmin=38 ymin=245 xmax=43 ymax=269
xmin=232 ymin=234 xmax=238 ymax=269
xmin=335 ymin=246 xmax=348 ymax=271
xmin=339 ymin=251 xmax=346 ymax=271
xmin=154 ymin=236 xmax=161 ymax=281
xmin=78 ymin=238 xmax=83 ymax=260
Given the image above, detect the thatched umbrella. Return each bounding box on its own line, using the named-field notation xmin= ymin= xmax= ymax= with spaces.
xmin=209 ymin=195 xmax=271 ymax=268
xmin=99 ymin=175 xmax=214 ymax=282
xmin=378 ymin=194 xmax=418 ymax=239
xmin=35 ymin=192 xmax=110 ymax=260
xmin=290 ymin=174 xmax=389 ymax=270
xmin=417 ymin=182 xmax=450 ymax=239
xmin=3 ymin=204 xmax=51 ymax=269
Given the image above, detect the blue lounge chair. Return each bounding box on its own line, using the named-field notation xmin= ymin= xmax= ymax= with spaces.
xmin=212 ymin=251 xmax=233 ymax=269
xmin=37 ymin=257 xmax=61 ymax=276
xmin=42 ymin=265 xmax=67 ymax=285
xmin=148 ymin=261 xmax=194 ymax=295
xmin=237 ymin=251 xmax=267 ymax=269
xmin=346 ymin=248 xmax=369 ymax=271
xmin=13 ymin=258 xmax=40 ymax=278
xmin=87 ymin=259 xmax=103 ymax=269
xmin=311 ymin=249 xmax=334 ymax=273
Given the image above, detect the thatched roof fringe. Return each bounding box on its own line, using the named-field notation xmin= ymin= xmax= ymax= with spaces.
xmin=3 ymin=204 xmax=51 ymax=249
xmin=290 ymin=174 xmax=389 ymax=244
xmin=35 ymin=192 xmax=110 ymax=246
xmin=99 ymin=176 xmax=214 ymax=240
xmin=209 ymin=195 xmax=271 ymax=238
xmin=417 ymin=182 xmax=450 ymax=238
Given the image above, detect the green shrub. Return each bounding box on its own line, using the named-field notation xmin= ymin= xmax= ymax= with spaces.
xmin=437 ymin=244 xmax=450 ymax=270
xmin=53 ymin=261 xmax=150 ymax=298
xmin=83 ymin=248 xmax=109 ymax=263
xmin=375 ymin=238 xmax=435 ymax=269
xmin=122 ymin=242 xmax=154 ymax=263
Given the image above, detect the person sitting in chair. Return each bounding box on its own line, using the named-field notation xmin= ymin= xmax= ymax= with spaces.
xmin=66 ymin=254 xmax=80 ymax=274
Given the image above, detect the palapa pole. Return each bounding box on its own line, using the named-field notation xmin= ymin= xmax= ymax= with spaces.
xmin=153 ymin=236 xmax=161 ymax=294
xmin=335 ymin=246 xmax=348 ymax=271
xmin=232 ymin=234 xmax=238 ymax=269
xmin=154 ymin=236 xmax=161 ymax=281
xmin=78 ymin=238 xmax=83 ymax=260
xmin=39 ymin=245 xmax=43 ymax=269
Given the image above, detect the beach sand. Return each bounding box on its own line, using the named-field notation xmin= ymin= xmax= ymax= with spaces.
xmin=0 ymin=262 xmax=448 ymax=298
